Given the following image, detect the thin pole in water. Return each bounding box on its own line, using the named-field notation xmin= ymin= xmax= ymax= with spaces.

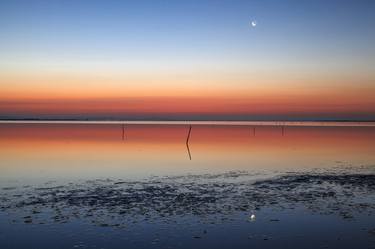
xmin=122 ymin=124 xmax=125 ymax=140
xmin=186 ymin=125 xmax=192 ymax=145
xmin=186 ymin=125 xmax=192 ymax=160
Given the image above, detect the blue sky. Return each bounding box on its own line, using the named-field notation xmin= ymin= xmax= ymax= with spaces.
xmin=1 ymin=0 xmax=374 ymax=64
xmin=0 ymin=0 xmax=374 ymax=120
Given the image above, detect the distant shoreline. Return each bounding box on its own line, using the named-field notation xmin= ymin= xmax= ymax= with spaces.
xmin=1 ymin=120 xmax=375 ymax=127
xmin=1 ymin=118 xmax=375 ymax=122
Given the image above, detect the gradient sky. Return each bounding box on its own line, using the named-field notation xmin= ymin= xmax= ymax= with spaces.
xmin=0 ymin=0 xmax=375 ymax=120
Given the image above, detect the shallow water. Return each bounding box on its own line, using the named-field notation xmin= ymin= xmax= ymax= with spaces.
xmin=0 ymin=122 xmax=375 ymax=249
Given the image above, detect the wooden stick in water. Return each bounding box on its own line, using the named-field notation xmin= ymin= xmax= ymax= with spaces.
xmin=186 ymin=125 xmax=192 ymax=145
xmin=122 ymin=124 xmax=125 ymax=140
xmin=186 ymin=125 xmax=192 ymax=160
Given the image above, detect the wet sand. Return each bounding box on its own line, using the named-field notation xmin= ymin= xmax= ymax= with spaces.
xmin=1 ymin=167 xmax=375 ymax=249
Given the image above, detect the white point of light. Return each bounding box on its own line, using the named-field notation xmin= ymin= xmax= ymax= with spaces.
xmin=250 ymin=20 xmax=257 ymax=27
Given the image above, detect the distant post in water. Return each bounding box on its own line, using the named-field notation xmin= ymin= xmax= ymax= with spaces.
xmin=186 ymin=125 xmax=192 ymax=145
xmin=186 ymin=125 xmax=192 ymax=160
xmin=122 ymin=124 xmax=125 ymax=140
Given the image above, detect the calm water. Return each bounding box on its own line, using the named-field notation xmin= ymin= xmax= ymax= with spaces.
xmin=1 ymin=122 xmax=375 ymax=248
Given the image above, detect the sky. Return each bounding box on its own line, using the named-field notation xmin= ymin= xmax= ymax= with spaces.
xmin=0 ymin=0 xmax=374 ymax=120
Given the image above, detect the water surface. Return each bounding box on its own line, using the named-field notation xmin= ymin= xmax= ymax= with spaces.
xmin=0 ymin=122 xmax=374 ymax=249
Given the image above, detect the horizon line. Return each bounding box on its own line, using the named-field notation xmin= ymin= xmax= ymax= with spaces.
xmin=1 ymin=120 xmax=375 ymax=127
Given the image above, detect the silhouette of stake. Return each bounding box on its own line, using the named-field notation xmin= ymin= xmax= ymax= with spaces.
xmin=186 ymin=125 xmax=192 ymax=160
xmin=186 ymin=125 xmax=192 ymax=144
xmin=122 ymin=124 xmax=125 ymax=140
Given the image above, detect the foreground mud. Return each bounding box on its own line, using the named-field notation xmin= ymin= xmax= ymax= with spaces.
xmin=1 ymin=169 xmax=375 ymax=227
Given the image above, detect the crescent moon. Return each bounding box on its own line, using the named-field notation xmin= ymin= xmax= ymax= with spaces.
xmin=250 ymin=21 xmax=257 ymax=27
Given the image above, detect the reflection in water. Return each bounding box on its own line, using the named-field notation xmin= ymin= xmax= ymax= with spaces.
xmin=1 ymin=123 xmax=375 ymax=185
xmin=1 ymin=122 xmax=375 ymax=249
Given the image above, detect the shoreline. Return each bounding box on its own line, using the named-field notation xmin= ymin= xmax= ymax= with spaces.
xmin=1 ymin=120 xmax=375 ymax=127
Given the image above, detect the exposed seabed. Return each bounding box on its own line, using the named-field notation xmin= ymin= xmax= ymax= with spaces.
xmin=1 ymin=166 xmax=375 ymax=248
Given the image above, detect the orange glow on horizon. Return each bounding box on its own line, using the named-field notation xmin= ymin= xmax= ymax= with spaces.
xmin=1 ymin=69 xmax=375 ymax=118
xmin=1 ymin=91 xmax=375 ymax=117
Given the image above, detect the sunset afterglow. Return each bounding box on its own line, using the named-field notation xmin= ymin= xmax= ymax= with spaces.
xmin=1 ymin=0 xmax=374 ymax=120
